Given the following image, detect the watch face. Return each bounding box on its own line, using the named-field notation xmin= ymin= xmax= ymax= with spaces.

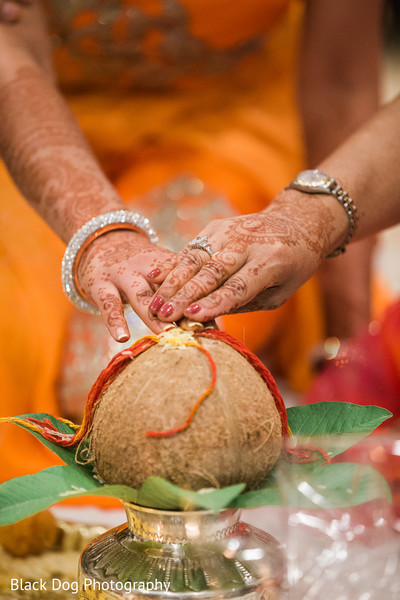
xmin=296 ymin=170 xmax=329 ymax=188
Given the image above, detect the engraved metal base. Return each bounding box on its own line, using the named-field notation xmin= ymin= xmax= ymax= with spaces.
xmin=79 ymin=503 xmax=284 ymax=599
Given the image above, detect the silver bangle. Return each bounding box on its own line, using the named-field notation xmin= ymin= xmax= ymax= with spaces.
xmin=61 ymin=210 xmax=158 ymax=313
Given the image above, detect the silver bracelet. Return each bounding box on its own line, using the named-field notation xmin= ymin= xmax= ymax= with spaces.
xmin=61 ymin=210 xmax=158 ymax=313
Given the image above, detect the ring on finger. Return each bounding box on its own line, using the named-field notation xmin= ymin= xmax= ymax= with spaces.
xmin=188 ymin=235 xmax=214 ymax=258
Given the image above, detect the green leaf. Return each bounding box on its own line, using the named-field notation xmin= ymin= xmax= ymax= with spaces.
xmin=9 ymin=413 xmax=94 ymax=475
xmin=232 ymin=461 xmax=392 ymax=509
xmin=0 ymin=404 xmax=392 ymax=523
xmin=0 ymin=468 xmax=245 ymax=525
xmin=0 ymin=465 xmax=100 ymax=525
xmin=136 ymin=477 xmax=245 ymax=512
xmin=0 ymin=465 xmax=144 ymax=525
xmin=286 ymin=402 xmax=392 ymax=457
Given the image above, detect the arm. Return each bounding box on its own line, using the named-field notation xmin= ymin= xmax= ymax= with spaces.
xmin=145 ymin=93 xmax=400 ymax=323
xmin=146 ymin=0 xmax=387 ymax=327
xmin=0 ymin=2 xmax=171 ymax=339
xmin=300 ymin=0 xmax=384 ymax=337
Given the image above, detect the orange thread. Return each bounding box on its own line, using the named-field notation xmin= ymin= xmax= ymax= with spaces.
xmin=145 ymin=342 xmax=217 ymax=437
xmin=197 ymin=329 xmax=290 ymax=437
xmin=5 ymin=336 xmax=158 ymax=448
xmin=282 ymin=444 xmax=331 ymax=465
xmin=1 ymin=328 xmax=331 ymax=465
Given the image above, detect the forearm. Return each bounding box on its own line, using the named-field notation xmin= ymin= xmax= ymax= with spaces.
xmin=319 ymin=94 xmax=400 ymax=241
xmin=271 ymin=94 xmax=400 ymax=252
xmin=0 ymin=11 xmax=124 ymax=243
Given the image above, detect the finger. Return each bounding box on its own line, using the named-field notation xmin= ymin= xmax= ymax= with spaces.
xmin=123 ymin=279 xmax=167 ymax=335
xmin=146 ymin=253 xmax=181 ymax=283
xmin=181 ymin=267 xmax=279 ymax=322
xmin=92 ymin=283 xmax=130 ymax=342
xmin=146 ymin=231 xmax=216 ymax=283
xmin=148 ymin=247 xmax=214 ymax=314
xmin=156 ymin=251 xmax=245 ymax=322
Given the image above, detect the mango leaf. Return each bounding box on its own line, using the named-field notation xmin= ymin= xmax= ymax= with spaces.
xmin=232 ymin=461 xmax=392 ymax=509
xmin=0 ymin=467 xmax=245 ymax=525
xmin=8 ymin=413 xmax=93 ymax=475
xmin=137 ymin=477 xmax=245 ymax=512
xmin=0 ymin=403 xmax=393 ymax=523
xmin=287 ymin=402 xmax=392 ymax=458
xmin=9 ymin=404 xmax=391 ymax=470
xmin=0 ymin=465 xmax=139 ymax=525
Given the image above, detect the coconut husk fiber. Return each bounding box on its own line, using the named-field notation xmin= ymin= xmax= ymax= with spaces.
xmin=91 ymin=336 xmax=282 ymax=491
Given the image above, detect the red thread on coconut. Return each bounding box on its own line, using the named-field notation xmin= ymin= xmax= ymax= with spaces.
xmin=10 ymin=336 xmax=157 ymax=448
xmin=4 ymin=328 xmax=328 ymax=465
xmin=198 ymin=329 xmax=290 ymax=437
xmin=145 ymin=342 xmax=217 ymax=438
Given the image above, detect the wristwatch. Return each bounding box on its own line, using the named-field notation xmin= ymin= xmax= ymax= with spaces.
xmin=286 ymin=169 xmax=359 ymax=258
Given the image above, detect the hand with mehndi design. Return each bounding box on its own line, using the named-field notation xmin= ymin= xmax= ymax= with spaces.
xmin=0 ymin=1 xmax=178 ymax=343
xmin=77 ymin=230 xmax=175 ymax=341
xmin=0 ymin=0 xmax=31 ymax=22
xmin=146 ymin=191 xmax=349 ymax=323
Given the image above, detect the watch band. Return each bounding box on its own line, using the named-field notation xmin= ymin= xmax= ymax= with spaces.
xmin=324 ymin=178 xmax=358 ymax=257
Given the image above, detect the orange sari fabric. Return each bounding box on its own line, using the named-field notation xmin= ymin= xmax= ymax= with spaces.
xmin=0 ymin=0 xmax=324 ymax=490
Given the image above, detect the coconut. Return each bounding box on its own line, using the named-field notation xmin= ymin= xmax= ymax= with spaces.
xmin=91 ymin=334 xmax=283 ymax=491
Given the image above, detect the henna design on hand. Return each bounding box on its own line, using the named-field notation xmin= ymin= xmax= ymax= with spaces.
xmin=223 ymin=202 xmax=335 ymax=257
xmin=0 ymin=66 xmax=122 ymax=242
xmin=98 ymin=290 xmax=125 ymax=330
xmin=153 ymin=195 xmax=338 ymax=321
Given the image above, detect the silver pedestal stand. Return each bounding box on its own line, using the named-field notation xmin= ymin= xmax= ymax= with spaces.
xmin=79 ymin=502 xmax=284 ymax=599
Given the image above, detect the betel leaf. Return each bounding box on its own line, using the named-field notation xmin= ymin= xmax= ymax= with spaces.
xmin=231 ymin=461 xmax=392 ymax=509
xmin=10 ymin=413 xmax=94 ymax=475
xmin=287 ymin=402 xmax=392 ymax=458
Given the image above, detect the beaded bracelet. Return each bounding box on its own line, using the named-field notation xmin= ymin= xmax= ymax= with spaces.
xmin=61 ymin=210 xmax=158 ymax=313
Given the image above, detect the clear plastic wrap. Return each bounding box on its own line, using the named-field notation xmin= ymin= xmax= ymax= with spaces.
xmin=244 ymin=431 xmax=400 ymax=599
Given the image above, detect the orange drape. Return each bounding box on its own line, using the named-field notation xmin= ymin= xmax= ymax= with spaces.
xmin=0 ymin=1 xmax=324 ymax=496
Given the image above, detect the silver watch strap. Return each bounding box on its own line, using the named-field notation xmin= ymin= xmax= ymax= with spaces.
xmin=325 ymin=179 xmax=359 ymax=258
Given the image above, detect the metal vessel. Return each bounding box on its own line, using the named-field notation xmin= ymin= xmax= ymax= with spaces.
xmin=79 ymin=502 xmax=284 ymax=599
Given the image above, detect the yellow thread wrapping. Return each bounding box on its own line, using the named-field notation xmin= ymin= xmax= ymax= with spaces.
xmin=156 ymin=327 xmax=196 ymax=351
xmin=0 ymin=416 xmax=42 ymax=433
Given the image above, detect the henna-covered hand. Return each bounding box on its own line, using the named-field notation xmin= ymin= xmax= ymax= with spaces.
xmin=0 ymin=0 xmax=31 ymax=22
xmin=146 ymin=190 xmax=349 ymax=322
xmin=77 ymin=229 xmax=176 ymax=340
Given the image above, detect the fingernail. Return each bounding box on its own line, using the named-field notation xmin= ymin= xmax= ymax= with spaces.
xmin=185 ymin=303 xmax=201 ymax=315
xmin=148 ymin=268 xmax=161 ymax=278
xmin=158 ymin=302 xmax=174 ymax=317
xmin=149 ymin=295 xmax=165 ymax=312
xmin=116 ymin=327 xmax=129 ymax=342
